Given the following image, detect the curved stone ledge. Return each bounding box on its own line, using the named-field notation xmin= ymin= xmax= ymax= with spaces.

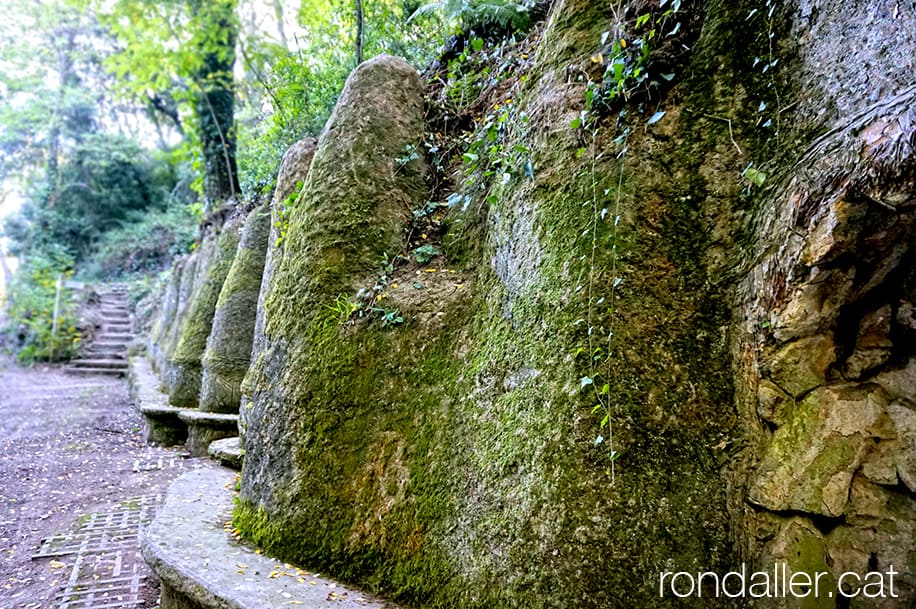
xmin=142 ymin=467 xmax=398 ymax=609
xmin=129 ymin=357 xmax=188 ymax=446
xmin=178 ymin=410 xmax=239 ymax=457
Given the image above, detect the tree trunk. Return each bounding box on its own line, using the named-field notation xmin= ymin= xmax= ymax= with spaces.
xmin=354 ymin=0 xmax=364 ymax=66
xmin=272 ymin=0 xmax=288 ymax=49
xmin=188 ymin=0 xmax=241 ymax=213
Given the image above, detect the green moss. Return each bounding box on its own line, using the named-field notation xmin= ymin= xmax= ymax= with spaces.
xmin=200 ymin=207 xmax=270 ymax=412
xmin=168 ymin=221 xmax=242 ymax=407
xmin=157 ymin=252 xmax=200 ymax=386
xmin=237 ymin=22 xmax=739 ymax=609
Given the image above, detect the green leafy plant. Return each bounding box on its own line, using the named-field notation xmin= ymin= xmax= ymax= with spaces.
xmin=370 ymin=307 xmax=405 ymax=328
xmin=413 ymin=244 xmax=441 ymax=265
xmin=566 ymin=3 xmax=688 ymax=483
xmin=410 ymin=0 xmax=537 ymax=33
xmin=324 ymin=293 xmax=360 ymax=327
xmin=3 ymin=247 xmax=81 ymax=363
xmin=274 ymin=180 xmax=305 ymax=247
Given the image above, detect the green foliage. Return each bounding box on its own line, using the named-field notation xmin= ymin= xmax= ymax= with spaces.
xmin=3 ymin=247 xmax=80 ymax=363
xmin=566 ymin=3 xmax=688 ymax=482
xmin=80 ymin=199 xmax=199 ymax=280
xmin=273 ymin=180 xmax=305 ymax=247
xmin=236 ymin=0 xmax=442 ymax=198
xmin=461 ymin=100 xmax=532 ymax=188
xmin=413 ymin=244 xmax=441 ymax=265
xmin=569 ymin=2 xmax=682 ymax=130
xmin=410 ymin=0 xmax=537 ymax=33
xmin=3 ymin=135 xmax=188 ymax=263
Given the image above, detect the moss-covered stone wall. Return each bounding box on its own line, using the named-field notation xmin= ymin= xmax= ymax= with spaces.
xmin=199 ymin=207 xmax=271 ymax=413
xmin=235 ymin=10 xmax=740 ymax=607
xmin=157 ymin=252 xmax=200 ymax=391
xmin=239 ymin=136 xmax=317 ymax=442
xmin=166 ymin=219 xmax=242 ymax=407
xmin=179 ymin=1 xmax=913 ymax=607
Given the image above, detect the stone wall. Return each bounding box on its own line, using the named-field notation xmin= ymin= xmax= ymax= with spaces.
xmin=199 ymin=207 xmax=270 ymax=413
xmin=239 ymin=136 xmax=317 ymax=441
xmin=139 ymin=2 xmax=914 ymax=606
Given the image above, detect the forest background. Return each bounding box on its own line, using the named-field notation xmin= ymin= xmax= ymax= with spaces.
xmin=0 ymin=0 xmax=539 ymax=362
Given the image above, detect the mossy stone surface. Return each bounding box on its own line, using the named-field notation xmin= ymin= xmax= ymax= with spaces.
xmin=236 ymin=29 xmax=737 ymax=609
xmin=158 ymin=252 xmax=200 ymax=389
xmin=240 ymin=137 xmax=317 ymax=442
xmin=148 ymin=257 xmax=184 ymax=373
xmin=749 ymin=385 xmax=888 ymax=517
xmin=167 ymin=220 xmax=242 ymax=408
xmin=200 ymin=206 xmax=270 ymax=413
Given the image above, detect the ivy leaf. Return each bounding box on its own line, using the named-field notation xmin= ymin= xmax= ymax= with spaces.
xmin=413 ymin=244 xmax=440 ymax=265
xmin=743 ymin=166 xmax=767 ymax=187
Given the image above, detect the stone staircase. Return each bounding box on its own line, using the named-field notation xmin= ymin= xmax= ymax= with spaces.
xmin=66 ymin=284 xmax=132 ymax=377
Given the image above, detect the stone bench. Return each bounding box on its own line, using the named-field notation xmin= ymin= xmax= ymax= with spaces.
xmin=142 ymin=467 xmax=399 ymax=609
xmin=208 ymin=436 xmax=244 ymax=469
xmin=129 ymin=357 xmax=188 ymax=445
xmin=178 ymin=410 xmax=239 ymax=457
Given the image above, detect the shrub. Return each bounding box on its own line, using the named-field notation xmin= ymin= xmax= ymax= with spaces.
xmin=81 ymin=202 xmax=198 ymax=280
xmin=3 ymin=247 xmax=81 ymax=363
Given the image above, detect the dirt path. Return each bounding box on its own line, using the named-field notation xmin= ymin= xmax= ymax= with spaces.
xmin=0 ymin=358 xmax=207 ymax=609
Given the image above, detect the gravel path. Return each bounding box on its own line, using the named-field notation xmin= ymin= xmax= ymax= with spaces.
xmin=0 ymin=359 xmax=207 ymax=609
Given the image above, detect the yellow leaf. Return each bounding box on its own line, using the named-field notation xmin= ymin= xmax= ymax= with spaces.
xmin=49 ymin=561 xmax=66 ymax=570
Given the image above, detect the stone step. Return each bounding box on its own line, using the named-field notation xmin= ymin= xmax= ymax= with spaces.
xmin=70 ymin=358 xmax=129 ymax=370
xmin=207 ymin=437 xmax=243 ymax=470
xmin=86 ymin=341 xmax=128 ymax=350
xmin=142 ymin=468 xmax=399 ymax=609
xmin=83 ymin=350 xmax=127 ymax=359
xmin=103 ymin=323 xmax=132 ymax=331
xmin=177 ymin=411 xmax=239 ymax=457
xmin=86 ymin=341 xmax=127 ymax=350
xmin=64 ymin=366 xmax=126 ymax=378
xmin=93 ymin=338 xmax=131 ymax=347
xmin=97 ymin=332 xmax=133 ymax=341
xmin=100 ymin=310 xmax=130 ymax=318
